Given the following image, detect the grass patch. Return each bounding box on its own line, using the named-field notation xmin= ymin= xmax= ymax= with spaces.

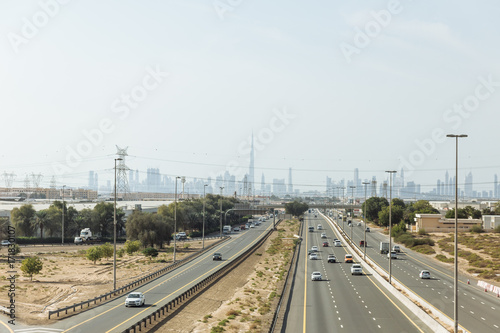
xmin=435 ymin=254 xmax=454 ymax=263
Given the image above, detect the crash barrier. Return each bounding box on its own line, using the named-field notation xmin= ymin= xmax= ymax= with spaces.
xmin=267 ymin=219 xmax=303 ymax=332
xmin=122 ymin=221 xmax=282 ymax=333
xmin=48 ymin=236 xmax=229 ymax=319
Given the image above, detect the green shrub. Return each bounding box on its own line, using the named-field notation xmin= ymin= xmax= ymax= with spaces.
xmin=435 ymin=254 xmax=454 ymax=263
xmin=493 ymin=225 xmax=500 ymax=233
xmin=142 ymin=247 xmax=158 ymax=260
xmin=470 ymin=225 xmax=484 ymax=233
xmin=418 ymin=228 xmax=427 ymax=235
xmin=125 ymin=240 xmax=141 ymax=255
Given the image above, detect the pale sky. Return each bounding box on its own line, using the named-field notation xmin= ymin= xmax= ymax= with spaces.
xmin=1 ymin=0 xmax=500 ymax=194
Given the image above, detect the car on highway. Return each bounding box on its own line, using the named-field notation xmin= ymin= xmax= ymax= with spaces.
xmin=245 ymin=223 xmax=251 ymax=229
xmin=308 ymin=226 xmax=314 ymax=232
xmin=250 ymin=224 xmax=255 ymax=228
xmin=322 ymin=241 xmax=329 ymax=247
xmin=74 ymin=237 xmax=83 ymax=245
xmin=334 ymin=240 xmax=342 ymax=247
xmin=365 ymin=227 xmax=370 ymax=232
xmin=351 ymin=264 xmax=363 ymax=275
xmin=125 ymin=292 xmax=145 ymax=307
xmin=317 ymin=224 xmax=322 ymax=230
xmin=311 ymin=246 xmax=319 ymax=252
xmin=387 ymin=251 xmax=397 ymax=259
xmin=311 ymin=271 xmax=322 ymax=281
xmin=240 ymin=225 xmax=246 ymax=230
xmin=320 ymin=233 xmax=327 ymax=238
xmin=344 ymin=254 xmax=353 ymax=263
xmin=419 ymin=270 xmax=431 ymax=279
xmin=213 ymin=252 xmax=222 ymax=260
xmin=327 ymin=254 xmax=337 ymax=263
xmin=392 ymin=245 xmax=401 ymax=252
xmin=1 ymin=240 xmax=11 ymax=246
xmin=309 ymin=253 xmax=318 ymax=260
xmin=359 ymin=240 xmax=366 ymax=247
xmin=233 ymin=226 xmax=240 ymax=232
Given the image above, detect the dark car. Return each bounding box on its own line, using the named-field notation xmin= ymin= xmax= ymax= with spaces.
xmin=327 ymin=254 xmax=336 ymax=263
xmin=213 ymin=252 xmax=222 ymax=261
xmin=359 ymin=240 xmax=367 ymax=247
xmin=322 ymin=241 xmax=329 ymax=247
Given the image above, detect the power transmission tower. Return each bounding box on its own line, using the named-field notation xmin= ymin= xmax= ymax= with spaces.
xmin=50 ymin=176 xmax=57 ymax=189
xmin=115 ymin=146 xmax=131 ymax=200
xmin=31 ymin=173 xmax=43 ymax=189
xmin=371 ymin=179 xmax=377 ymax=197
xmin=2 ymin=172 xmax=15 ymax=189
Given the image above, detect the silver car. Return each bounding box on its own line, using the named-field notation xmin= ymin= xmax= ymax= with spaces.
xmin=125 ymin=292 xmax=145 ymax=307
xmin=311 ymin=271 xmax=322 ymax=281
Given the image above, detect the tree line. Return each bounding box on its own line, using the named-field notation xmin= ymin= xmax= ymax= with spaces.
xmin=9 ymin=194 xmax=240 ymax=248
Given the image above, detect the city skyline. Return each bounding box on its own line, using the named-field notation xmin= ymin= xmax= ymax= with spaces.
xmin=2 ymin=2 xmax=500 ymax=199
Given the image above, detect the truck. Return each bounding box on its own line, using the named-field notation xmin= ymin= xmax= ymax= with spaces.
xmin=223 ymin=225 xmax=232 ymax=234
xmin=80 ymin=228 xmax=101 ymax=244
xmin=380 ymin=242 xmax=389 ymax=254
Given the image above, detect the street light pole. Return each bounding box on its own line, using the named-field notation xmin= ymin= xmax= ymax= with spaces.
xmin=447 ymin=134 xmax=468 ymax=333
xmin=341 ymin=187 xmax=346 ymax=231
xmin=203 ymin=184 xmax=208 ymax=249
xmin=219 ymin=186 xmax=224 ymax=238
xmin=362 ymin=181 xmax=370 ymax=260
xmin=173 ymin=176 xmax=181 ymax=263
xmin=113 ymin=157 xmax=122 ymax=291
xmin=385 ymin=170 xmax=397 ymax=285
xmin=349 ymin=186 xmax=356 ymax=241
xmin=62 ymin=185 xmax=66 ymax=244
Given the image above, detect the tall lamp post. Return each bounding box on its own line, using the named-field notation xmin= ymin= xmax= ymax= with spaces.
xmin=349 ymin=186 xmax=356 ymax=241
xmin=173 ymin=176 xmax=181 ymax=263
xmin=62 ymin=185 xmax=66 ymax=244
xmin=447 ymin=134 xmax=467 ymax=333
xmin=385 ymin=170 xmax=397 ymax=284
xmin=341 ymin=187 xmax=346 ymax=231
xmin=219 ymin=186 xmax=224 ymax=238
xmin=113 ymin=157 xmax=122 ymax=291
xmin=362 ymin=181 xmax=370 ymax=260
xmin=203 ymin=184 xmax=208 ymax=249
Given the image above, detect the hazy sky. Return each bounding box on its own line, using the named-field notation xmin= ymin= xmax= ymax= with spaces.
xmin=1 ymin=0 xmax=500 ymax=194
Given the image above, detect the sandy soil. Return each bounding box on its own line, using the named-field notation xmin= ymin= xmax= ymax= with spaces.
xmin=0 ymin=239 xmax=218 ymax=325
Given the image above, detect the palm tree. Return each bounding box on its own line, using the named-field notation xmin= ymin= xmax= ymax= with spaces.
xmin=32 ymin=210 xmax=49 ymax=239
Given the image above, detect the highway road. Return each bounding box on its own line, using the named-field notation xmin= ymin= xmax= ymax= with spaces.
xmin=334 ymin=211 xmax=500 ymax=333
xmin=281 ymin=211 xmax=432 ymax=333
xmin=1 ymin=221 xmax=275 ymax=333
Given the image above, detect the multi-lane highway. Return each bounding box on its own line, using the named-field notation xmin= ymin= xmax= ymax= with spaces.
xmin=333 ymin=211 xmax=500 ymax=333
xmin=2 ymin=221 xmax=275 ymax=333
xmin=282 ymin=211 xmax=432 ymax=332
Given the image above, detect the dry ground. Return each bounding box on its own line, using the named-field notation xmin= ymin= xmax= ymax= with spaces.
xmin=0 ymin=239 xmax=218 ymax=325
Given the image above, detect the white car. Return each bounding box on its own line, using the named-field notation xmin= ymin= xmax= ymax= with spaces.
xmin=1 ymin=240 xmax=11 ymax=246
xmin=74 ymin=237 xmax=83 ymax=245
xmin=250 ymin=224 xmax=255 ymax=228
xmin=393 ymin=245 xmax=401 ymax=252
xmin=309 ymin=253 xmax=318 ymax=260
xmin=317 ymin=224 xmax=322 ymax=230
xmin=334 ymin=240 xmax=342 ymax=247
xmin=419 ymin=270 xmax=431 ymax=279
xmin=351 ymin=264 xmax=363 ymax=275
xmin=311 ymin=246 xmax=319 ymax=252
xmin=387 ymin=251 xmax=397 ymax=259
xmin=320 ymin=233 xmax=327 ymax=238
xmin=125 ymin=292 xmax=145 ymax=307
xmin=233 ymin=227 xmax=240 ymax=232
xmin=311 ymin=271 xmax=322 ymax=281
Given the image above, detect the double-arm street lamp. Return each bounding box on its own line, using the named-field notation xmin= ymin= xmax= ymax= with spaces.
xmin=385 ymin=170 xmax=397 ymax=285
xmin=173 ymin=176 xmax=181 ymax=263
xmin=219 ymin=186 xmax=224 ymax=238
xmin=362 ymin=181 xmax=370 ymax=260
xmin=62 ymin=185 xmax=66 ymax=244
xmin=349 ymin=186 xmax=356 ymax=241
xmin=447 ymin=134 xmax=467 ymax=333
xmin=113 ymin=157 xmax=122 ymax=291
xmin=203 ymin=184 xmax=208 ymax=249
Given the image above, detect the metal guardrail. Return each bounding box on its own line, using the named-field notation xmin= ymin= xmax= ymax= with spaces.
xmin=47 ymin=236 xmax=229 ymax=319
xmin=268 ymin=218 xmax=302 ymax=333
xmin=122 ymin=221 xmax=282 ymax=333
